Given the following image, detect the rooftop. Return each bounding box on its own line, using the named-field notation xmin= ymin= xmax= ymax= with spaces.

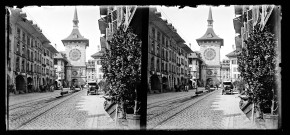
xmin=226 ymin=50 xmax=240 ymax=58
xmin=91 ymin=50 xmax=105 ymax=59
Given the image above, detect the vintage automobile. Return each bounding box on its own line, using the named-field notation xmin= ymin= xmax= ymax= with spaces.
xmin=221 ymin=81 xmax=234 ymax=95
xmin=87 ymin=82 xmax=99 ymax=95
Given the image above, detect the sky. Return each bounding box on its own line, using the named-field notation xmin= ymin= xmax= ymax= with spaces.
xmin=22 ymin=5 xmax=236 ymax=61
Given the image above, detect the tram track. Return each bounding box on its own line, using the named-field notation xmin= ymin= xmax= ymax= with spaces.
xmin=9 ymin=93 xmax=61 ymax=111
xmin=8 ymin=90 xmax=84 ymax=130
xmin=147 ymin=89 xmax=219 ymax=129
xmin=147 ymin=93 xmax=197 ymax=110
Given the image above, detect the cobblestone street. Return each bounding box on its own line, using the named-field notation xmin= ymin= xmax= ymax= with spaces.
xmin=8 ymin=89 xmax=116 ymax=130
xmin=147 ymin=88 xmax=258 ymax=130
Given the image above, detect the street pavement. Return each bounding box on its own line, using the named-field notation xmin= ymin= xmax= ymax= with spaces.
xmin=147 ymin=88 xmax=258 ymax=130
xmin=8 ymin=89 xmax=65 ymax=106
xmin=8 ymin=89 xmax=117 ymax=130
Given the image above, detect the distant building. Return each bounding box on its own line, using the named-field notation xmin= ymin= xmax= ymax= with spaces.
xmin=226 ymin=50 xmax=240 ymax=82
xmin=91 ymin=50 xmax=105 ymax=83
xmin=86 ymin=60 xmax=96 ymax=82
xmin=188 ymin=51 xmax=204 ymax=87
xmin=54 ymin=52 xmax=69 ymax=87
xmin=220 ymin=59 xmax=230 ymax=82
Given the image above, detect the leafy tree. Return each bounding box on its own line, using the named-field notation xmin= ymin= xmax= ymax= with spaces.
xmin=237 ymin=24 xmax=277 ymax=118
xmin=101 ymin=24 xmax=142 ymax=116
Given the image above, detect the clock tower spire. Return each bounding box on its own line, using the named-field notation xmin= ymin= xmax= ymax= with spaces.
xmin=73 ymin=7 xmax=79 ymax=29
xmin=207 ymin=7 xmax=213 ymax=28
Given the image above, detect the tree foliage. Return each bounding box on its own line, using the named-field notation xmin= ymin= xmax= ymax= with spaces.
xmin=237 ymin=24 xmax=277 ymax=115
xmin=101 ymin=24 xmax=142 ymax=106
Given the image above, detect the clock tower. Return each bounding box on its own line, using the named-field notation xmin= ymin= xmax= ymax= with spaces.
xmin=62 ymin=7 xmax=89 ymax=86
xmin=196 ymin=7 xmax=223 ymax=85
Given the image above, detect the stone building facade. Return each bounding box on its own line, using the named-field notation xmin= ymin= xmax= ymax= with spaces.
xmin=148 ymin=7 xmax=193 ymax=93
xmin=7 ymin=7 xmax=57 ymax=94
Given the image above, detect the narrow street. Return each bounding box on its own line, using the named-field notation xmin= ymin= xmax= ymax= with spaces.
xmin=8 ymin=89 xmax=116 ymax=130
xmin=147 ymin=88 xmax=257 ymax=130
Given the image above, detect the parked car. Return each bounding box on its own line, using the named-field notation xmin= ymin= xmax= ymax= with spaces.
xmin=87 ymin=82 xmax=99 ymax=95
xmin=222 ymin=81 xmax=234 ymax=95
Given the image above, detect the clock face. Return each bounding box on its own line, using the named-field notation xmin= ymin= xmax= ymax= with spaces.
xmin=69 ymin=49 xmax=81 ymax=61
xmin=204 ymin=48 xmax=216 ymax=60
xmin=207 ymin=70 xmax=213 ymax=75
xmin=72 ymin=71 xmax=78 ymax=76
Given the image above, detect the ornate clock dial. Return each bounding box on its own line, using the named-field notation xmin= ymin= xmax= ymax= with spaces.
xmin=204 ymin=48 xmax=216 ymax=60
xmin=72 ymin=71 xmax=78 ymax=76
xmin=207 ymin=70 xmax=213 ymax=75
xmin=69 ymin=49 xmax=81 ymax=61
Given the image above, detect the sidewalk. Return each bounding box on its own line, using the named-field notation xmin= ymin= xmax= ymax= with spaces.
xmin=147 ymin=87 xmax=206 ymax=105
xmin=8 ymin=89 xmax=69 ymax=106
xmin=223 ymin=93 xmax=258 ymax=129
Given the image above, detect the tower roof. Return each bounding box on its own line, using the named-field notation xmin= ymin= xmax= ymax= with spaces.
xmin=196 ymin=7 xmax=223 ymax=46
xmin=62 ymin=7 xmax=89 ymax=46
xmin=226 ymin=50 xmax=240 ymax=58
xmin=196 ymin=27 xmax=223 ymax=41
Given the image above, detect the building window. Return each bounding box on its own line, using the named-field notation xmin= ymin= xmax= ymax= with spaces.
xmin=166 ymin=51 xmax=168 ymax=61
xmin=165 ymin=63 xmax=167 ymax=71
xmin=156 ymin=59 xmax=160 ymax=72
xmin=232 ymin=60 xmax=236 ymax=64
xmin=156 ymin=46 xmax=159 ymax=56
xmin=157 ymin=32 xmax=160 ymax=42
xmin=162 ymin=49 xmax=164 ymax=59
xmin=17 ymin=27 xmax=20 ymax=39
xmin=152 ymin=27 xmax=155 ymax=40
xmin=22 ymin=32 xmax=26 ymax=43
xmin=151 ymin=40 xmax=155 ymax=53
xmin=22 ymin=60 xmax=25 ymax=72
xmin=27 ymin=36 xmax=30 ymax=47
xmin=16 ymin=57 xmax=20 ymax=71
